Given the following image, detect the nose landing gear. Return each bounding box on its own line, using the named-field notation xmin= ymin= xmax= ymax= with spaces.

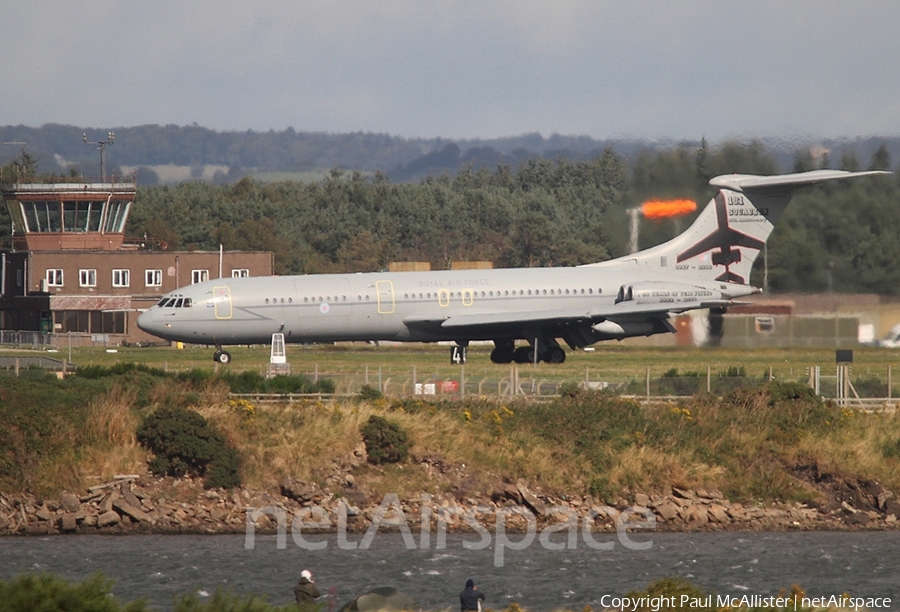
xmin=213 ymin=347 xmax=232 ymax=364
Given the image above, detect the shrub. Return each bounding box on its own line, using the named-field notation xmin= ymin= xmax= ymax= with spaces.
xmin=557 ymin=381 xmax=583 ymax=398
xmin=76 ymin=362 xmax=168 ymax=379
xmin=0 ymin=572 xmax=150 ymax=612
xmin=360 ymin=415 xmax=409 ymax=464
xmin=136 ymin=406 xmax=241 ymax=489
xmin=358 ymin=384 xmax=383 ymax=401
xmin=768 ymin=381 xmax=819 ymax=405
xmin=217 ymin=371 xmax=334 ymax=394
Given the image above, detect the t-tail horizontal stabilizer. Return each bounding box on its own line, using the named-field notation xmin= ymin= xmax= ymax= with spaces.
xmin=615 ymin=169 xmax=891 ymax=286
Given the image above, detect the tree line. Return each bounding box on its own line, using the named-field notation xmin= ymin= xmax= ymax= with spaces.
xmin=2 ymin=140 xmax=898 ymax=294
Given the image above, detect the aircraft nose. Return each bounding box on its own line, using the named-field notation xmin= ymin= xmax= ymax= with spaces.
xmin=137 ymin=309 xmax=162 ymax=336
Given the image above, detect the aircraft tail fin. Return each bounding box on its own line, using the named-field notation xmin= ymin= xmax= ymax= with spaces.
xmin=613 ymin=169 xmax=888 ymax=285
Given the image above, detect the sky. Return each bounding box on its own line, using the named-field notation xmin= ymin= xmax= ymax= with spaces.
xmin=2 ymin=1 xmax=899 ymax=142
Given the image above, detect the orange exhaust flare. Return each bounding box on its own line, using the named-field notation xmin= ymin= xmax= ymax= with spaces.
xmin=641 ymin=199 xmax=696 ymax=220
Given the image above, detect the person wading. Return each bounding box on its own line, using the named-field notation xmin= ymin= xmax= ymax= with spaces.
xmin=459 ymin=579 xmax=485 ymax=612
xmin=294 ymin=569 xmax=321 ymax=605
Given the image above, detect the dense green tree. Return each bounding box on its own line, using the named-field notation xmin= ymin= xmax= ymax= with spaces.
xmin=870 ymin=142 xmax=892 ymax=171
xmin=124 ymin=142 xmax=899 ymax=294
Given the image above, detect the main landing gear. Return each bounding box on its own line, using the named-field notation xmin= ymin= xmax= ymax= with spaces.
xmin=489 ymin=340 xmax=566 ymax=364
xmin=213 ymin=346 xmax=232 ymax=364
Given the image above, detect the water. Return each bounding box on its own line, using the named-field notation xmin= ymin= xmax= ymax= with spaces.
xmin=1 ymin=532 xmax=898 ymax=610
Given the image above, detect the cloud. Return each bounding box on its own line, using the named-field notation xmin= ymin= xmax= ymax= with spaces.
xmin=1 ymin=1 xmax=898 ymax=140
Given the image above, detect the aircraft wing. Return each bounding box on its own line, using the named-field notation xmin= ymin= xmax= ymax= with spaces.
xmin=403 ymin=300 xmax=736 ymax=332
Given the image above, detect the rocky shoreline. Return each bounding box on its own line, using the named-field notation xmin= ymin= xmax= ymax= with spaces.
xmin=3 ymin=474 xmax=899 ymax=537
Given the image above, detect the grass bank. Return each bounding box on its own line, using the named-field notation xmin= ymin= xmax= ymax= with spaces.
xmin=2 ymin=364 xmax=899 ymax=507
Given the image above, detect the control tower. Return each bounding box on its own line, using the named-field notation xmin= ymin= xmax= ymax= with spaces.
xmin=2 ymin=180 xmax=136 ymax=251
xmin=0 ymin=178 xmax=273 ymax=343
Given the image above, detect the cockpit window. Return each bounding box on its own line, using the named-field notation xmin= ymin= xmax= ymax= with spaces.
xmin=157 ymin=298 xmax=168 ymax=307
xmin=183 ymin=298 xmax=192 ymax=308
xmin=174 ymin=298 xmax=184 ymax=308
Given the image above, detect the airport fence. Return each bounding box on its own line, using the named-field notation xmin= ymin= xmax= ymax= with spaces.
xmin=274 ymin=363 xmax=900 ymax=410
xmin=1 ymin=344 xmax=897 ymax=410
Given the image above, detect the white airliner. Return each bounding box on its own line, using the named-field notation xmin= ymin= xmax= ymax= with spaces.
xmin=137 ymin=169 xmax=888 ymax=364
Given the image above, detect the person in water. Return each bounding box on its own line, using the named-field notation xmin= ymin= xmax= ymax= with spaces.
xmin=459 ymin=578 xmax=485 ymax=612
xmin=294 ymin=569 xmax=322 ymax=604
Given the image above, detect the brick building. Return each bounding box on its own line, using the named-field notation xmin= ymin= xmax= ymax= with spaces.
xmin=0 ymin=181 xmax=273 ymax=345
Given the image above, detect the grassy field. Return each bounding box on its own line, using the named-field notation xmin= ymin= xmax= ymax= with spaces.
xmin=3 ymin=342 xmax=900 ymax=504
xmin=4 ymin=342 xmax=900 ymax=397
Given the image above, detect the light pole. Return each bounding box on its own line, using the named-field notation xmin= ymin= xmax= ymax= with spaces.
xmin=82 ymin=131 xmax=115 ymax=181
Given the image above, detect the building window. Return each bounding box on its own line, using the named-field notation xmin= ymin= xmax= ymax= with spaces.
xmin=232 ymin=268 xmax=250 ymax=278
xmin=191 ymin=269 xmax=209 ymax=284
xmin=79 ymin=269 xmax=97 ymax=287
xmin=145 ymin=269 xmax=162 ymax=287
xmin=54 ymin=310 xmax=125 ymax=334
xmin=46 ymin=269 xmax=64 ymax=287
xmin=111 ymin=269 xmax=130 ymax=288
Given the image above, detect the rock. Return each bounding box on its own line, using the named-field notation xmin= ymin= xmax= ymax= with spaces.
xmin=884 ymin=499 xmax=900 ymax=517
xmin=844 ymin=512 xmax=871 ymax=526
xmin=655 ymin=503 xmax=679 ymax=522
xmin=682 ymin=505 xmax=709 ymax=527
xmin=727 ymin=504 xmax=747 ymax=521
xmin=344 ymin=474 xmax=355 ymax=488
xmin=113 ymin=499 xmax=154 ymax=523
xmin=708 ymin=504 xmax=730 ymax=523
xmin=499 ymin=483 xmax=521 ymax=503
xmin=59 ymin=513 xmax=78 ymax=532
xmin=281 ymin=478 xmax=316 ymax=502
xmin=25 ymin=523 xmax=52 ymax=535
xmin=35 ymin=504 xmax=52 ymax=522
xmin=876 ymin=489 xmax=893 ymax=511
xmin=123 ymin=491 xmax=143 ymax=510
xmin=60 ymin=493 xmax=81 ymax=513
xmin=516 ymin=480 xmax=547 ymax=516
xmin=634 ymin=493 xmax=650 ymax=507
xmin=97 ymin=511 xmax=121 ymax=527
xmin=100 ymin=492 xmax=120 ymax=513
xmin=672 ymin=487 xmax=694 ymax=500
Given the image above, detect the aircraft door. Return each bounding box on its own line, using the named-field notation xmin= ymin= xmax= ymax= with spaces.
xmin=376 ymin=280 xmax=395 ymax=314
xmin=213 ymin=286 xmax=232 ymax=319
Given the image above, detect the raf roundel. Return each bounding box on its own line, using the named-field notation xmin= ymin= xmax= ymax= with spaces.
xmin=319 ymin=302 xmax=330 ymax=314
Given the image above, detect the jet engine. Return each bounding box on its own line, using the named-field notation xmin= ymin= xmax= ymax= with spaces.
xmin=614 ymin=281 xmax=721 ymax=305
